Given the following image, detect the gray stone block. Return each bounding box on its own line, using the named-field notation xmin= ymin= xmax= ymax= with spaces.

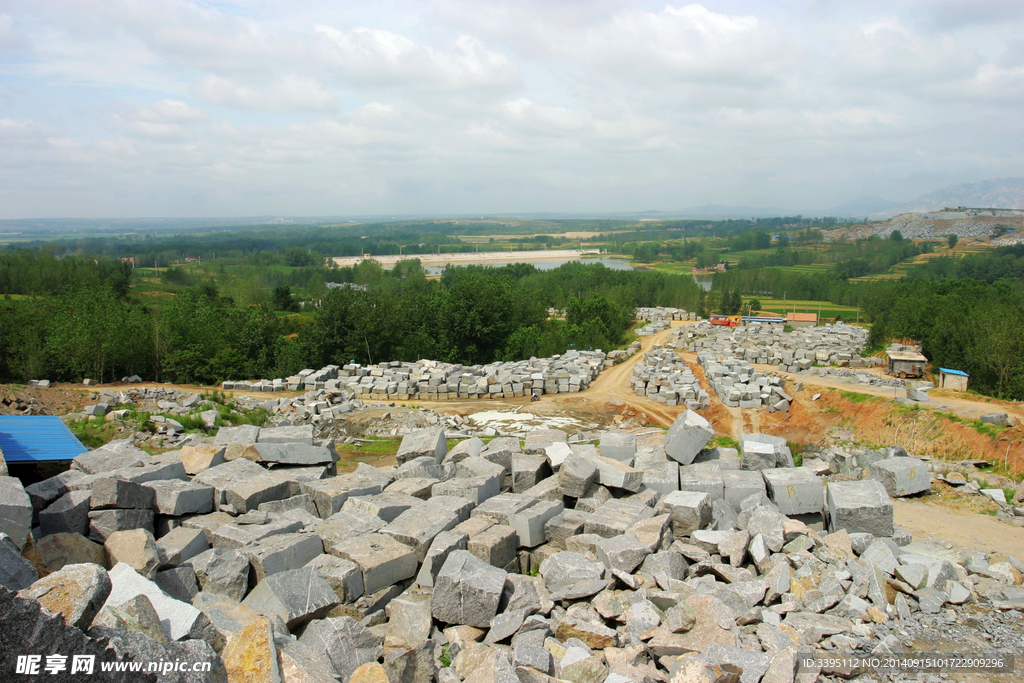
xmin=396 ymin=427 xmax=446 ymax=464
xmin=595 ymin=534 xmax=651 ymax=574
xmin=343 ymin=492 xmax=422 ymax=523
xmin=599 ymin=432 xmax=637 ymax=463
xmin=299 ymin=617 xmax=383 ymax=682
xmin=208 ymin=514 xmax=302 ymax=550
xmin=145 ymin=479 xmax=214 ymax=516
xmin=0 ymin=477 xmax=33 ymax=548
xmin=432 ymin=549 xmax=507 ymax=628
xmin=584 ymin=498 xmax=654 ymax=538
xmin=590 ymin=455 xmax=643 ymax=492
xmin=306 ymin=554 xmax=364 ymax=603
xmin=381 ymin=502 xmax=461 ymax=562
xmin=525 ymin=429 xmax=566 ymax=455
xmin=89 ymin=477 xmax=155 ymax=510
xmin=558 ymin=455 xmax=598 ymax=498
xmin=39 ymin=490 xmax=92 ymax=536
xmin=303 ymin=474 xmax=384 ymax=518
xmin=664 ymin=411 xmax=714 ymax=465
xmin=88 ymin=508 xmax=154 ymax=542
xmin=539 ymin=550 xmax=604 ymax=593
xmin=19 ymin=562 xmax=111 ymax=631
xmin=242 ymin=566 xmax=339 ymax=628
xmin=156 ymin=526 xmax=209 ymax=567
xmin=243 ymin=532 xmax=324 ymax=581
xmin=185 ymin=548 xmax=249 ymax=602
xmin=544 ymin=509 xmax=590 ymax=549
xmin=468 ymin=523 xmax=518 ymax=569
xmin=257 ymin=424 xmax=314 ymax=445
xmin=642 ymin=461 xmax=679 ymax=496
xmin=416 ymin=530 xmax=469 ymax=588
xmin=508 ymin=499 xmax=564 ymax=547
xmin=154 ymin=565 xmax=199 ymax=603
xmin=512 ymin=455 xmax=550 ymax=493
xmin=721 ymin=470 xmax=767 ymax=511
xmin=223 ymin=472 xmax=296 ymax=514
xmin=660 ymin=491 xmax=711 ymax=538
xmin=0 ymin=532 xmax=38 ymax=591
xmin=443 ymin=436 xmax=484 ymax=464
xmin=71 ymin=444 xmax=146 ymax=475
xmin=332 ymin=533 xmax=418 ymax=594
xmin=192 ymin=458 xmax=266 ymax=506
xmin=252 ymin=443 xmax=336 ymax=465
xmin=868 ymin=458 xmax=931 ymax=497
xmin=678 ymin=463 xmax=724 ymax=500
xmin=762 ymin=468 xmax=823 ymax=515
xmin=825 ymin=479 xmax=894 ymax=537
xmin=103 ymin=562 xmax=208 ymax=641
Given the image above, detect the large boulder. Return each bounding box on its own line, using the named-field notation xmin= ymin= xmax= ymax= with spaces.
xmin=396 ymin=428 xmax=446 ymax=465
xmin=0 ymin=476 xmax=32 ymax=548
xmin=431 ymin=550 xmax=507 ymax=628
xmin=18 ymin=563 xmax=111 ymax=630
xmin=664 ymin=411 xmax=714 ymax=465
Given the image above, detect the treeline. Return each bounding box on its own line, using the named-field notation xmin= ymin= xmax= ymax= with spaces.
xmin=864 ymin=279 xmax=1024 ymax=399
xmin=910 ymin=244 xmax=1024 ymax=283
xmin=0 ymin=257 xmax=699 ymax=385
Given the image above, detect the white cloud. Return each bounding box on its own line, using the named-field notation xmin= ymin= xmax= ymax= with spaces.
xmin=314 ymin=24 xmax=519 ymax=91
xmin=192 ymin=74 xmax=339 ymax=112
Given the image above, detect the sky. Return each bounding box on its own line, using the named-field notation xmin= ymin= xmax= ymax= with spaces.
xmin=1 ymin=0 xmax=1023 ymax=219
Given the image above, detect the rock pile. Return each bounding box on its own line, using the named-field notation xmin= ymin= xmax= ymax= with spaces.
xmin=698 ymin=354 xmax=791 ymax=411
xmin=681 ymin=321 xmax=874 ymax=370
xmin=630 ymin=349 xmax=710 ymax=410
xmin=1 ymin=413 xmax=1022 ymax=683
xmin=224 ymin=351 xmax=609 ymax=402
xmin=634 ymin=308 xmax=692 ymax=337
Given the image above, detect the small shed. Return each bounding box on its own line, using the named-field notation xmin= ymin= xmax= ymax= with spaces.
xmin=938 ymin=368 xmax=969 ymax=392
xmin=887 ymin=350 xmax=927 ymax=378
xmin=0 ymin=415 xmax=88 ymax=463
xmin=786 ymin=312 xmax=818 ymax=328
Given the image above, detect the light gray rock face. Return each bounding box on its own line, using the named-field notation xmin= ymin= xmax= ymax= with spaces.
xmin=525 ymin=429 xmax=567 ymax=455
xmin=539 ymin=551 xmax=605 ymax=593
xmin=385 ymin=591 xmax=433 ymax=649
xmin=721 ymin=470 xmax=767 ymax=511
xmin=214 ymin=424 xmax=261 ymax=445
xmin=71 ymin=443 xmax=147 ymax=474
xmin=241 ymin=566 xmax=339 ymax=628
xmin=762 ymin=468 xmax=823 ymax=515
xmin=155 ymin=526 xmax=208 ymax=567
xmin=89 ymin=478 xmax=155 ymax=510
xmin=223 ymin=472 xmax=296 ymax=513
xmin=416 ymin=530 xmax=469 ymax=588
xmin=664 ymin=411 xmax=714 ymax=465
xmin=590 ymin=455 xmax=643 ymax=492
xmin=595 ymin=535 xmax=652 ymax=574
xmin=344 ymin=492 xmax=422 ymax=523
xmin=0 ymin=533 xmax=38 ymax=591
xmin=185 ymin=548 xmax=250 ymax=602
xmin=332 ymin=533 xmax=419 ymax=594
xmin=678 ymin=463 xmax=725 ymax=500
xmin=155 ymin=566 xmax=200 ymax=604
xmin=192 ymin=458 xmax=266 ymax=506
xmin=825 ymin=479 xmax=894 ymax=537
xmin=431 ymin=549 xmax=507 ymax=628
xmin=252 ymin=443 xmax=337 ymax=465
xmin=660 ymin=490 xmax=712 ymax=539
xmin=306 ymin=554 xmax=365 ymax=603
xmin=868 ymin=457 xmax=931 ymax=497
xmin=600 ymin=431 xmax=637 ymax=463
xmin=39 ymin=490 xmax=92 ymax=536
xmin=209 ymin=514 xmax=302 ymax=550
xmin=381 ymin=502 xmax=462 ymax=562
xmin=558 ymin=455 xmax=598 ymax=498
xmin=508 ymin=499 xmax=564 ymax=548
xmin=88 ymin=509 xmax=155 ymax=542
xmin=746 ymin=504 xmax=787 ymax=552
xmin=396 ymin=427 xmax=447 ymax=464
xmin=444 ymin=436 xmax=484 ymax=464
xmin=698 ymin=642 xmax=770 ymax=683
xmin=642 ymin=461 xmax=679 ymax=496
xmin=299 ymin=616 xmax=383 ymax=682
xmin=303 ymin=474 xmax=384 ymax=518
xmin=243 ymin=533 xmax=323 ymax=581
xmin=257 ymin=424 xmax=314 ymax=444
xmin=104 ymin=563 xmax=209 ymax=642
xmin=144 ymin=479 xmax=214 ymax=516
xmin=0 ymin=477 xmax=33 ymax=548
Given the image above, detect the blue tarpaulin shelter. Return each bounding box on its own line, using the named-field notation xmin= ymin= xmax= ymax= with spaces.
xmin=0 ymin=415 xmax=88 ymax=463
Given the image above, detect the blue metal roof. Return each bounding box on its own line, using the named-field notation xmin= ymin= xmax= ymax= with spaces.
xmin=938 ymin=368 xmax=970 ymax=377
xmin=0 ymin=416 xmax=88 ymax=463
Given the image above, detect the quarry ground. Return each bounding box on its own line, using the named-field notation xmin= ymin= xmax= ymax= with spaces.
xmin=3 ymin=320 xmax=1023 ymax=555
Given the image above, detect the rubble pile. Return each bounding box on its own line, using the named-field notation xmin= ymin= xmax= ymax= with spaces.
xmin=634 ymin=308 xmax=693 ymax=337
xmin=680 ymin=321 xmax=875 ymax=370
xmin=223 ymin=351 xmax=609 ymax=402
xmin=630 ymin=348 xmax=710 ymax=410
xmin=2 ymin=413 xmax=1023 ymax=683
xmin=697 ymin=354 xmax=792 ymax=412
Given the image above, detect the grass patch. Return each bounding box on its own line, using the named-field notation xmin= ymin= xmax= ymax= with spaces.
xmin=713 ymin=436 xmax=739 ymax=449
xmin=337 ymin=437 xmax=402 ymax=456
xmin=67 ymin=416 xmax=122 ymax=449
xmin=787 ymin=441 xmax=804 ymax=467
xmin=839 ymin=390 xmax=881 ymax=403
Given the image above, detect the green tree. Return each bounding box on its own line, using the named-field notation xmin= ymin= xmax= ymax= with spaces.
xmin=748 ymin=298 xmax=762 ymax=313
xmin=947 ymin=234 xmax=958 ymax=249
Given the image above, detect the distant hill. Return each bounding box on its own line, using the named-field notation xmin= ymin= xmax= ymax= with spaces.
xmin=873 ymin=177 xmax=1024 ymax=219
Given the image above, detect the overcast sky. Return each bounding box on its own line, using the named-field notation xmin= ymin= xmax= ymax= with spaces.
xmin=1 ymin=1 xmax=1022 ymax=219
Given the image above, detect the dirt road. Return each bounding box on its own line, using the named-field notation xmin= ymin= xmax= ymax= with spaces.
xmin=894 ymin=498 xmax=1024 ymax=557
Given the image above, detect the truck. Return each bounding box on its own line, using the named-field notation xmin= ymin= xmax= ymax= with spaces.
xmin=709 ymin=314 xmax=742 ymax=327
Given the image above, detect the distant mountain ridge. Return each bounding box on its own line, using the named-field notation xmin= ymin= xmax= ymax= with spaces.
xmin=872 ymin=177 xmax=1024 ymax=219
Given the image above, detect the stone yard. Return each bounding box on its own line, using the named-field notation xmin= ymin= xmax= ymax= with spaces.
xmin=1 ymin=411 xmax=1023 ymax=683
